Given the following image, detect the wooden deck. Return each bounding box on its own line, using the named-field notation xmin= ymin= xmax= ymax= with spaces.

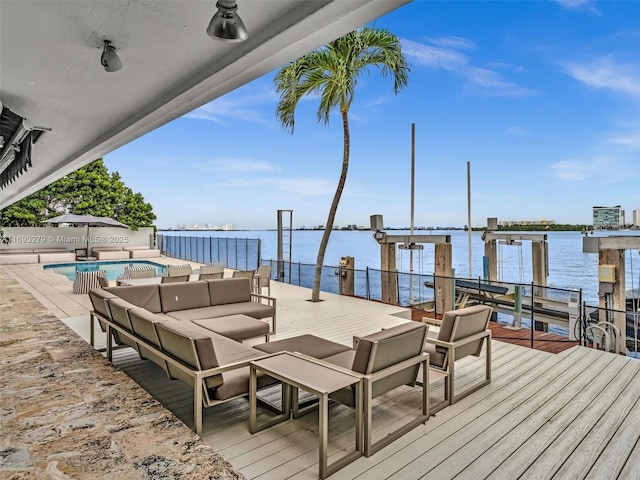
xmin=73 ymin=283 xmax=640 ymax=479
xmin=414 ymin=309 xmax=579 ymax=354
xmin=6 ymin=262 xmax=640 ymax=479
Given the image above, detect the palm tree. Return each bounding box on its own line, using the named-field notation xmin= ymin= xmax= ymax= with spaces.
xmin=275 ymin=26 xmax=409 ymax=302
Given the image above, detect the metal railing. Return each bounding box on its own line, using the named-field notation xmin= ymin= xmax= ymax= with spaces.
xmin=158 ymin=234 xmax=261 ymax=271
xmin=156 ymin=239 xmax=638 ymax=355
xmin=260 ymin=258 xmax=587 ymax=350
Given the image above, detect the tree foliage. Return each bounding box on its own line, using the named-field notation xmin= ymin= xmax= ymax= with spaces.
xmin=0 ymin=159 xmax=156 ymax=230
xmin=274 ymin=26 xmax=409 ymax=301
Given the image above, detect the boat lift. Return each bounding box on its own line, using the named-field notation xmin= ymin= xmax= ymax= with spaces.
xmin=584 ymin=235 xmax=640 ymax=354
xmin=371 ymin=214 xmax=453 ymax=312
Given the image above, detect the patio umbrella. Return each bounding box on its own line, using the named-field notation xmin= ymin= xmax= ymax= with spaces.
xmin=43 ymin=214 xmax=129 ymax=254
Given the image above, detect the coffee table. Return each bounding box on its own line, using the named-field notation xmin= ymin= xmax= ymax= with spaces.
xmin=249 ymin=352 xmax=362 ymax=479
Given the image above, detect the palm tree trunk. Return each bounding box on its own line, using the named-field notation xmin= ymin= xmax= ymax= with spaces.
xmin=311 ymin=110 xmax=350 ymax=302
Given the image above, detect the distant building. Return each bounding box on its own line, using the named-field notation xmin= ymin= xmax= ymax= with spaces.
xmin=498 ymin=219 xmax=556 ymax=227
xmin=633 ymin=209 xmax=640 ymax=228
xmin=592 ymin=206 xmax=625 ymax=229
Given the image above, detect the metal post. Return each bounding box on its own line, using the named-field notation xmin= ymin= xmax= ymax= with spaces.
xmin=467 ymin=161 xmax=472 ymax=277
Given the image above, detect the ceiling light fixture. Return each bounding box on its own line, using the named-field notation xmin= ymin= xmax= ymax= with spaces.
xmin=101 ymin=40 xmax=123 ymax=72
xmin=207 ymin=0 xmax=248 ymax=42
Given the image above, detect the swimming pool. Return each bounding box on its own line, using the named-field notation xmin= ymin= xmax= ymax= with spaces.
xmin=44 ymin=260 xmax=167 ymax=282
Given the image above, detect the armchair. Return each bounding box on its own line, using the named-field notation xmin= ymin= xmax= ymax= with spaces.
xmin=424 ymin=304 xmax=492 ymax=409
xmin=255 ymin=264 xmax=272 ymax=295
xmin=161 ymin=274 xmax=190 ymax=283
xmin=322 ymin=322 xmax=429 ymax=456
xmin=198 ymin=263 xmax=225 ymax=280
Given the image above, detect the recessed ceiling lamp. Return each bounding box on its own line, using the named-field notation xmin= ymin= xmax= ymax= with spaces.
xmin=207 ymin=0 xmax=248 ymax=42
xmin=101 ymin=40 xmax=123 ymax=72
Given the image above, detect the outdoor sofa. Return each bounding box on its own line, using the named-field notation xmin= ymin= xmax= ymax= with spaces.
xmin=0 ymin=247 xmax=75 ymax=264
xmin=87 ymin=277 xmax=357 ymax=434
xmin=124 ymin=245 xmax=161 ymax=258
xmin=91 ymin=246 xmax=130 ymax=260
xmin=89 ymin=277 xmax=277 ymax=343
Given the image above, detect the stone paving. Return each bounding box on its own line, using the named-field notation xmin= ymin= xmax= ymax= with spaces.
xmin=0 ymin=267 xmax=243 ymax=479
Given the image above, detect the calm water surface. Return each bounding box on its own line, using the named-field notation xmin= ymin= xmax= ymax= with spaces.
xmin=162 ymin=230 xmax=640 ymax=304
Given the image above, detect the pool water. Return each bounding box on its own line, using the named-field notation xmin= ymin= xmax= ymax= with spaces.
xmin=44 ymin=260 xmax=167 ymax=282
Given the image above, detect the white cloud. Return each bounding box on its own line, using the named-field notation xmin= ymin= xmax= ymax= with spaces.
xmin=402 ymin=38 xmax=535 ymax=97
xmin=426 ymin=36 xmax=476 ymax=51
xmin=195 ymin=158 xmax=275 ymax=173
xmin=608 ymin=135 xmax=640 ymax=148
xmin=211 ymin=175 xmax=335 ymax=197
xmin=185 ymin=83 xmax=277 ymax=125
xmin=563 ymin=56 xmax=640 ymax=99
xmin=550 ymin=156 xmax=634 ymax=182
xmin=554 ymin=0 xmax=601 ymax=15
xmin=402 ymin=39 xmax=467 ymax=71
xmin=507 ymin=126 xmax=529 ymax=135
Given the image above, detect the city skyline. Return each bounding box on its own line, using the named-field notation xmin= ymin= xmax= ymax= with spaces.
xmin=104 ymin=1 xmax=640 ymax=230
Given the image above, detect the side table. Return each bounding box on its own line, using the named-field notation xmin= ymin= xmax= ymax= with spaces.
xmin=249 ymin=352 xmax=362 ymax=479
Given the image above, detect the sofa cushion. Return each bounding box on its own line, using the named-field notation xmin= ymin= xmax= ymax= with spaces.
xmin=105 ymin=284 xmax=162 ymax=313
xmin=156 ymin=320 xmax=220 ymax=369
xmin=164 ymin=306 xmax=222 ymax=322
xmin=105 ymin=297 xmax=136 ymax=331
xmin=351 ymin=322 xmax=424 ymax=374
xmin=126 ymin=307 xmax=169 ymax=372
xmin=88 ymin=288 xmax=117 ymax=319
xmin=193 ymin=315 xmax=269 ymax=342
xmin=213 ymin=365 xmax=276 ymax=401
xmin=127 ymin=307 xmax=165 ymax=348
xmin=207 ymin=277 xmax=251 ymax=305
xmin=200 ymin=302 xmax=275 ymax=320
xmin=159 ymin=281 xmax=210 ymax=313
xmin=253 ymin=334 xmax=351 ymax=359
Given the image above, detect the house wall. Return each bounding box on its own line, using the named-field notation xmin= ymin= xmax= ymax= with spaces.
xmin=0 ymin=226 xmax=155 ymax=251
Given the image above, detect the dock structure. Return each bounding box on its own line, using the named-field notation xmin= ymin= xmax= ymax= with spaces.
xmin=2 ymin=261 xmax=640 ymax=479
xmin=373 ymin=230 xmax=453 ymax=312
xmin=592 ymin=235 xmax=640 ymax=354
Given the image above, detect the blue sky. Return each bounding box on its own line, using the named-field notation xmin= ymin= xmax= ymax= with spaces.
xmin=104 ymin=0 xmax=640 ymax=230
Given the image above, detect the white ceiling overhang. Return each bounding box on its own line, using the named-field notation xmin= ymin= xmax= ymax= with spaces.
xmin=0 ymin=0 xmax=410 ymax=209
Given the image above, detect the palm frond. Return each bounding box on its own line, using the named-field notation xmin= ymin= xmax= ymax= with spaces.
xmin=274 ymin=26 xmax=409 ymax=132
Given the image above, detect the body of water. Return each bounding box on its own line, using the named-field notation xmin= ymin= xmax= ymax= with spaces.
xmin=45 ymin=260 xmax=166 ymax=282
xmin=160 ymin=230 xmax=640 ymax=305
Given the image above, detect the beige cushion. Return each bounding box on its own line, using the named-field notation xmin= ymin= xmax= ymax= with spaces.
xmin=104 ymin=297 xmax=138 ymax=348
xmin=105 ymin=284 xmax=162 ymax=313
xmin=106 ymin=297 xmax=133 ymax=328
xmin=159 ymin=281 xmax=210 ymax=313
xmin=435 ymin=305 xmax=492 ymax=365
xmin=200 ymin=302 xmax=275 ymax=320
xmin=155 ymin=320 xmax=223 ymax=389
xmin=128 ymin=307 xmax=165 ymax=347
xmin=208 ymin=277 xmax=251 ymax=305
xmin=88 ymin=288 xmax=117 ymax=318
xmin=352 ymin=322 xmax=425 ymax=374
xmin=193 ymin=315 xmax=269 ymax=342
xmin=325 ymin=322 xmax=427 ymax=405
xmin=254 ymin=334 xmax=351 ymax=359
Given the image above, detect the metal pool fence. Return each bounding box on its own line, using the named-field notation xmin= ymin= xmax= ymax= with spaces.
xmin=158 ymin=234 xmax=261 ymax=271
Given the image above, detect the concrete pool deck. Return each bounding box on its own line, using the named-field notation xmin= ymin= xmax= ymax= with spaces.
xmin=1 ymin=258 xmax=241 ymax=479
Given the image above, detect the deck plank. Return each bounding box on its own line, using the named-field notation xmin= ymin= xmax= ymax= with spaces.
xmin=455 ymin=352 xmax=632 ymax=480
